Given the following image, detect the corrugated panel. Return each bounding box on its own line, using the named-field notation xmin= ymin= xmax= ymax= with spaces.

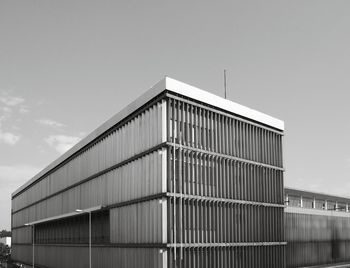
xmin=12 ymin=94 xmax=286 ymax=268
xmin=12 ymin=226 xmax=32 ymax=244
xmin=12 ymin=102 xmax=163 ymax=212
xmin=167 ymin=97 xmax=285 ymax=268
xmin=168 ymin=199 xmax=284 ymax=244
xmin=12 ymin=245 xmax=164 ymax=268
xmin=12 ymin=150 xmax=163 ymax=228
xmin=167 ymin=98 xmax=283 ymax=168
xmin=285 ymin=212 xmax=350 ymax=267
xmin=168 ymin=246 xmax=285 ymax=268
xmin=167 ymin=148 xmax=283 ymax=204
xmin=32 ymin=210 xmax=109 ymax=244
xmin=11 ymin=244 xmax=32 ymax=265
xmin=110 ymin=199 xmax=166 ymax=244
xmin=286 ymin=241 xmax=350 ymax=268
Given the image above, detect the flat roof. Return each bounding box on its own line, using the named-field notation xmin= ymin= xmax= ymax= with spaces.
xmin=12 ymin=77 xmax=284 ymax=197
xmin=285 ymin=187 xmax=350 ymax=203
xmin=285 ymin=206 xmax=350 ymax=218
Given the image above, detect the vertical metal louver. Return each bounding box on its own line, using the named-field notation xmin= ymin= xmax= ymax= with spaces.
xmin=166 ymin=97 xmax=285 ymax=268
xmin=11 ymin=81 xmax=285 ymax=268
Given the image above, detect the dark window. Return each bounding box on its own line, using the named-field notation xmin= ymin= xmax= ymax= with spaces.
xmin=337 ymin=203 xmax=347 ymax=211
xmin=303 ymin=198 xmax=313 ymax=209
xmin=288 ymin=195 xmax=301 ymax=207
xmin=314 ymin=199 xmax=324 ymax=210
xmin=327 ymin=201 xmax=336 ymax=211
xmin=34 ymin=210 xmax=110 ymax=244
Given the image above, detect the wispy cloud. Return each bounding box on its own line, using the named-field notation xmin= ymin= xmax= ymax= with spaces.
xmin=0 ymin=91 xmax=27 ymax=145
xmin=0 ymin=115 xmax=20 ymax=146
xmin=45 ymin=135 xmax=81 ymax=154
xmin=0 ymin=94 xmax=25 ymax=107
xmin=0 ymin=131 xmax=20 ymax=145
xmin=0 ymin=90 xmax=29 ymax=114
xmin=1 ymin=106 xmax=11 ymax=114
xmin=36 ymin=118 xmax=66 ymax=128
xmin=19 ymin=106 xmax=30 ymax=114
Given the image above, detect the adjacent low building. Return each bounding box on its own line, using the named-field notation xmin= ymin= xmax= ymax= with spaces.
xmin=11 ymin=77 xmax=285 ymax=268
xmin=285 ymin=187 xmax=350 ymax=267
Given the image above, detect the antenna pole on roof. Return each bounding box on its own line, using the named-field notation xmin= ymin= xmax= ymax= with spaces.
xmin=224 ymin=69 xmax=227 ymax=99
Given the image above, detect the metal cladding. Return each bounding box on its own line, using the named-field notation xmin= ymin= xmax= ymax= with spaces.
xmin=166 ymin=98 xmax=285 ymax=268
xmin=11 ymin=77 xmax=285 ymax=268
xmin=285 ymin=188 xmax=350 ymax=267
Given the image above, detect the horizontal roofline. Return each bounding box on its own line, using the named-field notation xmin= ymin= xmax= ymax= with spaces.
xmin=165 ymin=77 xmax=284 ymax=130
xmin=12 ymin=77 xmax=284 ymax=197
xmin=285 ymin=206 xmax=350 ymax=218
xmin=285 ymin=186 xmax=350 ymax=202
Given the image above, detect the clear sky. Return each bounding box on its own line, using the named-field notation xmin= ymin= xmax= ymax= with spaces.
xmin=1 ymin=0 xmax=350 ymax=230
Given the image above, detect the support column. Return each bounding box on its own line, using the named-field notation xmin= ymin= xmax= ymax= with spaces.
xmin=300 ymin=196 xmax=303 ymax=208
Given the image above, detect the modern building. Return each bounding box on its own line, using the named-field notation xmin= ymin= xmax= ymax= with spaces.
xmin=11 ymin=77 xmax=285 ymax=268
xmin=0 ymin=237 xmax=11 ymax=247
xmin=285 ymin=187 xmax=350 ymax=267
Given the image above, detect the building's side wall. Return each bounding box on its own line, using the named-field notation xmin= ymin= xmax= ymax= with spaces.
xmin=12 ymin=90 xmax=286 ymax=268
xmin=12 ymin=150 xmax=164 ymax=229
xmin=285 ymin=208 xmax=350 ymax=268
xmin=110 ymin=199 xmax=166 ymax=244
xmin=12 ymin=245 xmax=164 ymax=268
xmin=166 ymin=96 xmax=285 ymax=268
xmin=12 ymin=101 xmax=164 ymax=212
xmin=11 ymin=99 xmax=167 ymax=268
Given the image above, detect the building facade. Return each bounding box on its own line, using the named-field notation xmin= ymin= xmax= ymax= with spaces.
xmin=285 ymin=187 xmax=350 ymax=267
xmin=12 ymin=77 xmax=285 ymax=268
